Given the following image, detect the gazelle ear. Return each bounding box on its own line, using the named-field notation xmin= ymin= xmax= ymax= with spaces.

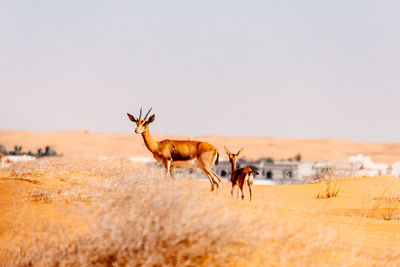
xmin=148 ymin=114 xmax=155 ymax=123
xmin=236 ymin=148 xmax=244 ymax=156
xmin=127 ymin=113 xmax=138 ymax=123
xmin=224 ymin=146 xmax=232 ymax=156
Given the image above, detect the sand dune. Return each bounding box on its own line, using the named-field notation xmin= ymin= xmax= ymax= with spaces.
xmin=1 ymin=129 xmax=400 ymax=162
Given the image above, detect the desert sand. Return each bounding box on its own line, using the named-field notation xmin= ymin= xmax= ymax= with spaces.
xmin=1 ymin=157 xmax=400 ymax=266
xmin=2 ymin=129 xmax=400 ymax=162
xmin=2 ymin=130 xmax=400 ymax=265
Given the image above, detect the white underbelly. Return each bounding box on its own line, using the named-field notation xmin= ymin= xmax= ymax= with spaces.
xmin=172 ymin=159 xmax=200 ymax=168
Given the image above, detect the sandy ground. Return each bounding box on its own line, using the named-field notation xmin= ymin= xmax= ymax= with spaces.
xmin=2 ymin=129 xmax=400 ymax=162
xmin=2 ymin=169 xmax=400 ymax=265
xmin=2 ymin=130 xmax=400 ymax=265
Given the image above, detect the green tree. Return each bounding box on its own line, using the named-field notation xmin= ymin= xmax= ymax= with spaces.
xmin=44 ymin=146 xmax=57 ymax=156
xmin=295 ymin=153 xmax=302 ymax=162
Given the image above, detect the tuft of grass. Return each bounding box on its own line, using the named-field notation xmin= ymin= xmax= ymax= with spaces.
xmin=317 ymin=179 xmax=340 ymax=199
xmin=314 ymin=165 xmax=341 ymax=199
xmin=27 ymin=190 xmax=55 ymax=203
xmin=362 ymin=189 xmax=400 ymax=221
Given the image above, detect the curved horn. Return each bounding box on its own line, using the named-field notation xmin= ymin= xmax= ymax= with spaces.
xmin=144 ymin=107 xmax=152 ymax=120
xmin=236 ymin=147 xmax=244 ymax=156
xmin=224 ymin=146 xmax=232 ymax=155
xmin=139 ymin=108 xmax=142 ymax=120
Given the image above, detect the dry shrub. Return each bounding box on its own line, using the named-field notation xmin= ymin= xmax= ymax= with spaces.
xmin=317 ymin=179 xmax=340 ymax=199
xmin=3 ymin=161 xmax=48 ymax=178
xmin=313 ymin=165 xmax=341 ymax=199
xmin=7 ymin=160 xmax=264 ymax=266
xmin=362 ymin=189 xmax=400 ymax=221
xmin=308 ymin=162 xmax=354 ymax=183
xmin=5 ymin=158 xmax=342 ymax=266
xmin=27 ymin=189 xmax=57 ymax=203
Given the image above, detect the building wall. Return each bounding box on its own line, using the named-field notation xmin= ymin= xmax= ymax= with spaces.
xmin=213 ymin=160 xmax=302 ymax=184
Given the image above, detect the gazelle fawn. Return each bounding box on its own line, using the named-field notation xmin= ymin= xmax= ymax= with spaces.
xmin=127 ymin=108 xmax=221 ymax=191
xmin=225 ymin=146 xmax=259 ymax=201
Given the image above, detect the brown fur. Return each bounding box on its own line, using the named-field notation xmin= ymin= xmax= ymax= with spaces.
xmin=225 ymin=147 xmax=257 ymax=201
xmin=127 ymin=110 xmax=221 ymax=191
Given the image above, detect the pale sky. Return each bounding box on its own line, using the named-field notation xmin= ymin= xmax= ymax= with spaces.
xmin=1 ymin=1 xmax=400 ymax=142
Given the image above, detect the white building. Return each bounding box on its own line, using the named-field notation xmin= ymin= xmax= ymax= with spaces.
xmin=213 ymin=159 xmax=315 ymax=184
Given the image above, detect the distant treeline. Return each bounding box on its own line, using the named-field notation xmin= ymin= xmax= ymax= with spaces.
xmin=0 ymin=144 xmax=58 ymax=158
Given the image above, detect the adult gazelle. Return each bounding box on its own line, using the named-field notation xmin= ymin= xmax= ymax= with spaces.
xmin=127 ymin=108 xmax=221 ymax=191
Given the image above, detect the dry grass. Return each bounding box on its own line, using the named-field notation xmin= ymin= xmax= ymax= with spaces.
xmin=312 ymin=165 xmax=342 ymax=199
xmin=4 ymin=158 xmax=396 ymax=266
xmin=308 ymin=161 xmax=356 ymax=182
xmin=317 ymin=179 xmax=340 ymax=199
xmin=5 ymin=160 xmax=263 ymax=266
xmin=362 ymin=189 xmax=400 ymax=221
xmin=12 ymin=186 xmax=261 ymax=266
xmin=27 ymin=189 xmax=57 ymax=203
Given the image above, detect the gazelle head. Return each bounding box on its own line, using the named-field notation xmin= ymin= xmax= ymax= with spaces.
xmin=127 ymin=108 xmax=155 ymax=134
xmin=224 ymin=146 xmax=243 ymax=166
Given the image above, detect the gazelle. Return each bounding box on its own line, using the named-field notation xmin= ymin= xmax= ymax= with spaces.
xmin=127 ymin=108 xmax=221 ymax=191
xmin=225 ymin=146 xmax=259 ymax=201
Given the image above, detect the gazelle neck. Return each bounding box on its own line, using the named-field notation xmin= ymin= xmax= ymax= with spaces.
xmin=231 ymin=160 xmax=237 ymax=172
xmin=141 ymin=128 xmax=158 ymax=155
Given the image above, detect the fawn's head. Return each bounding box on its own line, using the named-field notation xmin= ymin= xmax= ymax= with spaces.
xmin=127 ymin=108 xmax=155 ymax=134
xmin=224 ymin=146 xmax=243 ymax=166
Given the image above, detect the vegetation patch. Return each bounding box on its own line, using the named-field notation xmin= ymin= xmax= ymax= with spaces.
xmin=312 ymin=164 xmax=344 ymax=199
xmin=362 ymin=189 xmax=400 ymax=221
xmin=0 ymin=144 xmax=58 ymax=158
xmin=4 ymin=158 xmax=340 ymax=267
xmin=317 ymin=179 xmax=340 ymax=199
xmin=27 ymin=190 xmax=56 ymax=203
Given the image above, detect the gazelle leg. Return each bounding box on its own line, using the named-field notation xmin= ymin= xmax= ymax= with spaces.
xmin=231 ymin=183 xmax=235 ymax=197
xmin=214 ymin=178 xmax=220 ymax=189
xmin=208 ymin=170 xmax=220 ymax=189
xmin=207 ymin=174 xmax=215 ymax=191
xmin=198 ymin=155 xmax=220 ymax=188
xmin=239 ymin=176 xmax=245 ymax=200
xmin=211 ymin=170 xmax=221 ymax=183
xmin=164 ymin=160 xmax=172 ymax=179
xmin=169 ymin=166 xmax=175 ymax=180
xmin=248 ymin=184 xmax=252 ymax=202
xmin=201 ymin=168 xmax=215 ymax=191
xmin=201 ymin=166 xmax=219 ymax=190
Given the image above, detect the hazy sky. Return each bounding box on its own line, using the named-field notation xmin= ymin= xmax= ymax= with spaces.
xmin=1 ymin=1 xmax=400 ymax=142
